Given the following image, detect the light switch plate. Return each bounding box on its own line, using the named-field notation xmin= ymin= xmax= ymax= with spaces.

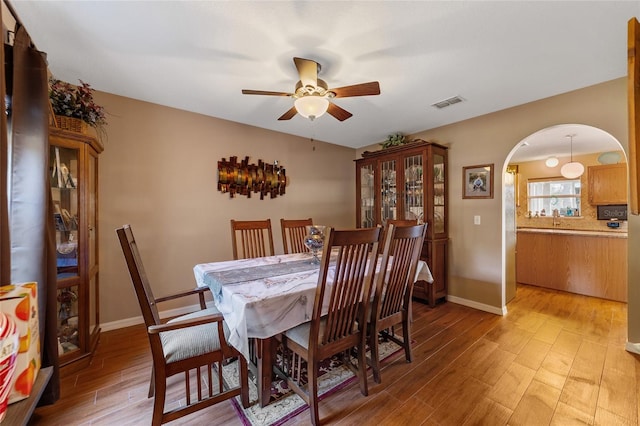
xmin=474 ymin=215 xmax=481 ymax=225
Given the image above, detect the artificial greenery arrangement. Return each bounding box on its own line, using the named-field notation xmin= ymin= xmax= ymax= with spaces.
xmin=49 ymin=78 xmax=107 ymax=129
xmin=381 ymin=132 xmax=407 ymax=149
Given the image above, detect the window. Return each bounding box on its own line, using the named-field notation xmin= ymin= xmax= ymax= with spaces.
xmin=528 ymin=179 xmax=581 ymax=216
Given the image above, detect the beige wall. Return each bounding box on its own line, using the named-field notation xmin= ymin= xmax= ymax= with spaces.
xmin=95 ymin=93 xmax=356 ymax=325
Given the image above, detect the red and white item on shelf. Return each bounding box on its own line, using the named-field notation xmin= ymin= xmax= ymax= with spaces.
xmin=0 ymin=282 xmax=40 ymax=405
xmin=0 ymin=312 xmax=19 ymax=422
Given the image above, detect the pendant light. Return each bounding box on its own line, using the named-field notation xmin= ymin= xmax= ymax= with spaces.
xmin=560 ymin=134 xmax=584 ymax=179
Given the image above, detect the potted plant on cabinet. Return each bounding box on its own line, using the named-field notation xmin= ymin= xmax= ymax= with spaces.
xmin=48 ymin=78 xmax=107 ymax=139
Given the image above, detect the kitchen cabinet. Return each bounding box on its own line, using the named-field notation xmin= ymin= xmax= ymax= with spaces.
xmin=588 ymin=163 xmax=627 ymax=205
xmin=356 ymin=139 xmax=448 ymax=306
xmin=516 ymin=229 xmax=627 ymax=302
xmin=49 ymin=127 xmax=103 ymax=374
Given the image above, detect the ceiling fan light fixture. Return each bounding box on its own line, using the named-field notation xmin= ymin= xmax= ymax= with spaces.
xmin=560 ymin=134 xmax=584 ymax=179
xmin=294 ymin=95 xmax=329 ymax=121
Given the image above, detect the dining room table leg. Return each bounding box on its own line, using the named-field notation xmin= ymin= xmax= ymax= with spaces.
xmin=256 ymin=336 xmax=276 ymax=407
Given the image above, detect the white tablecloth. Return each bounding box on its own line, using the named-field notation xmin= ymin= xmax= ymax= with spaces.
xmin=194 ymin=252 xmax=433 ymax=359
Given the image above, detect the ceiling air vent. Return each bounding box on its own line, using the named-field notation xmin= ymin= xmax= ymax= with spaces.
xmin=432 ymin=96 xmax=465 ymax=109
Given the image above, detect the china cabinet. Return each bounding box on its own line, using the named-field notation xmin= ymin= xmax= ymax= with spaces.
xmin=49 ymin=127 xmax=103 ymax=374
xmin=356 ymin=139 xmax=448 ymax=306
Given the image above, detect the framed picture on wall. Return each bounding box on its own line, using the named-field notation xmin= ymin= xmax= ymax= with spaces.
xmin=463 ymin=164 xmax=494 ymax=199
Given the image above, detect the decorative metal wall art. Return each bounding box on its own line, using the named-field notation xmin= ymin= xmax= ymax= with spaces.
xmin=217 ymin=156 xmax=286 ymax=199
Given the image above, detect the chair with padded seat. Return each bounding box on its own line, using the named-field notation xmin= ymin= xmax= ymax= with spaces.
xmin=368 ymin=223 xmax=427 ymax=384
xmin=280 ymin=226 xmax=383 ymax=426
xmin=280 ymin=218 xmax=313 ymax=254
xmin=116 ymin=224 xmax=249 ymax=426
xmin=230 ymin=219 xmax=275 ymax=259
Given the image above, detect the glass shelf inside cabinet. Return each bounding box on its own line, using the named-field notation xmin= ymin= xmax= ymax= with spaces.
xmin=433 ymin=155 xmax=446 ymax=233
xmin=381 ymin=160 xmax=397 ymax=221
xmin=57 ymin=286 xmax=80 ymax=354
xmin=405 ymin=155 xmax=424 ymax=222
xmin=50 ymin=145 xmax=80 ymax=278
xmin=360 ymin=164 xmax=375 ymax=228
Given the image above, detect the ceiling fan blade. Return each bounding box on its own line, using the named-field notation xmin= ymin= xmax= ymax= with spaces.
xmin=278 ymin=106 xmax=298 ymax=121
xmin=327 ymin=102 xmax=353 ymax=121
xmin=293 ymin=57 xmax=318 ymax=88
xmin=330 ymin=81 xmax=380 ymax=98
xmin=242 ymin=89 xmax=292 ymax=96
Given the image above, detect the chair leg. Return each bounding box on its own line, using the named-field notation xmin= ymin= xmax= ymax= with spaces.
xmin=148 ymin=368 xmax=155 ymax=398
xmin=307 ymin=357 xmax=321 ymax=426
xmin=357 ymin=340 xmax=369 ymax=396
xmin=370 ymin=328 xmax=382 ymax=384
xmin=151 ymin=371 xmax=166 ymax=426
xmin=403 ymin=316 xmax=413 ymax=363
xmin=402 ymin=313 xmax=413 ymax=362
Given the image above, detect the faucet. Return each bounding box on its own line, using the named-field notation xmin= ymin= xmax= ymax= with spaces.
xmin=552 ymin=209 xmax=561 ymax=227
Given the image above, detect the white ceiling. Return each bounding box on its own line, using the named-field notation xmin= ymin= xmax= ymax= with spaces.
xmin=7 ymin=1 xmax=640 ymax=158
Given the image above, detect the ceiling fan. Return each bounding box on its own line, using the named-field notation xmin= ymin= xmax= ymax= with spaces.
xmin=241 ymin=57 xmax=380 ymax=122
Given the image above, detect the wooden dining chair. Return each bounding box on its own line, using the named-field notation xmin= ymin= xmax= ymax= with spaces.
xmin=116 ymin=224 xmax=249 ymax=426
xmin=230 ymin=219 xmax=275 ymax=260
xmin=280 ymin=226 xmax=383 ymax=426
xmin=386 ymin=218 xmax=418 ymax=226
xmin=280 ymin=218 xmax=313 ymax=254
xmin=368 ymin=223 xmax=427 ymax=384
xmin=378 ymin=218 xmax=419 ymax=254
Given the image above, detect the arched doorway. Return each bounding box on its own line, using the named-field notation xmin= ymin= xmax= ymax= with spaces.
xmin=503 ymin=124 xmax=627 ymax=307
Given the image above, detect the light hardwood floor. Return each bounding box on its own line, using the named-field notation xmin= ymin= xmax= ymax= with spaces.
xmin=31 ymin=284 xmax=640 ymax=425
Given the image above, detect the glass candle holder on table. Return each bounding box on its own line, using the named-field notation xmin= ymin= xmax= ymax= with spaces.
xmin=304 ymin=225 xmax=326 ymax=264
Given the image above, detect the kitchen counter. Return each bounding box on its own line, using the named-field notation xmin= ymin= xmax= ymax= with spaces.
xmin=516 ymin=228 xmax=627 ymax=302
xmin=517 ymin=227 xmax=627 ymax=238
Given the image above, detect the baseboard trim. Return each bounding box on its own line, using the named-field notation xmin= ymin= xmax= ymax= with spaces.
xmin=100 ymin=303 xmax=206 ymax=332
xmin=625 ymin=341 xmax=640 ymax=355
xmin=447 ymin=295 xmax=507 ymax=316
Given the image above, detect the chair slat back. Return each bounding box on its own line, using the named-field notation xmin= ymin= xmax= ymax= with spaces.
xmin=230 ymin=219 xmax=275 ymax=259
xmin=386 ymin=219 xmax=418 ymax=226
xmin=373 ymin=223 xmax=427 ymax=321
xmin=280 ymin=218 xmax=313 ymax=254
xmin=116 ymin=225 xmax=162 ymax=327
xmin=313 ymin=227 xmax=382 ymax=346
xmin=379 ymin=218 xmax=420 ymax=254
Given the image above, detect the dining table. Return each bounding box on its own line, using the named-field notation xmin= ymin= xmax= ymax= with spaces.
xmin=193 ymin=250 xmax=433 ymax=407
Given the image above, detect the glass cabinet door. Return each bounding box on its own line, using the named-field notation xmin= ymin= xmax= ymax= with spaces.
xmin=380 ymin=159 xmax=397 ymax=222
xmin=358 ymin=162 xmax=375 ymax=228
xmin=50 ymin=145 xmax=80 ymax=279
xmin=433 ymin=153 xmax=446 ymax=235
xmin=88 ymin=150 xmax=99 ymax=337
xmin=404 ymin=154 xmax=424 ymax=223
xmin=50 ymin=145 xmax=81 ymax=354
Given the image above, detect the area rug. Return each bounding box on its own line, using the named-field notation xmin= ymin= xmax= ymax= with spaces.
xmin=223 ymin=340 xmax=405 ymax=426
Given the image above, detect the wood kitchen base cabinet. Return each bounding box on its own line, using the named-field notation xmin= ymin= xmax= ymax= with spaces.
xmin=516 ymin=230 xmax=627 ymax=302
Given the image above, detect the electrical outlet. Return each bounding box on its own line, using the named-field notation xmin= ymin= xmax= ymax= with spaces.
xmin=474 ymin=215 xmax=481 ymax=225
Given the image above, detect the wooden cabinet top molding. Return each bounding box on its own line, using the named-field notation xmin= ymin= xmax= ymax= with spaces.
xmin=50 ymin=126 xmax=104 ymax=154
xmin=360 ymin=139 xmax=448 ymax=159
